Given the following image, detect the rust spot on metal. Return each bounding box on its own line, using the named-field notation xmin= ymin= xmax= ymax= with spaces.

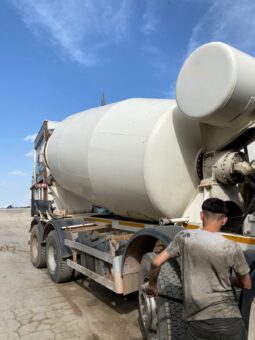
xmin=118 ymin=221 xmax=144 ymax=228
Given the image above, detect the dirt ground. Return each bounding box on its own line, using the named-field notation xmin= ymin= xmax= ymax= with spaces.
xmin=0 ymin=208 xmax=141 ymax=340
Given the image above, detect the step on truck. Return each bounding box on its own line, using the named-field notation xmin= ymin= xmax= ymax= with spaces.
xmin=30 ymin=42 xmax=255 ymax=339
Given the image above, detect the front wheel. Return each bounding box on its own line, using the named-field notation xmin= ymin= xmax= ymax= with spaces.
xmin=139 ymin=252 xmax=185 ymax=340
xmin=46 ymin=230 xmax=73 ymax=283
xmin=30 ymin=224 xmax=46 ymax=268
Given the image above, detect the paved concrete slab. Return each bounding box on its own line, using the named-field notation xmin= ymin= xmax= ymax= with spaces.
xmin=0 ymin=208 xmax=141 ymax=340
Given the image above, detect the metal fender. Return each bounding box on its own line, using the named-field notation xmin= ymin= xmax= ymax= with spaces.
xmin=122 ymin=225 xmax=183 ymax=295
xmin=43 ymin=218 xmax=84 ymax=259
xmin=29 ymin=217 xmax=45 ymax=241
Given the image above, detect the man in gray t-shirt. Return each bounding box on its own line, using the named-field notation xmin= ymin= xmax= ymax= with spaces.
xmin=147 ymin=198 xmax=252 ymax=340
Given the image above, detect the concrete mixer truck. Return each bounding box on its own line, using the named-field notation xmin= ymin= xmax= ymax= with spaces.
xmin=30 ymin=42 xmax=255 ymax=339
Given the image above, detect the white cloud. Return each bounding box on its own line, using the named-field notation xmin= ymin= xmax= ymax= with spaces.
xmin=159 ymin=80 xmax=176 ymax=99
xmin=141 ymin=1 xmax=168 ymax=78
xmin=11 ymin=0 xmax=134 ymax=66
xmin=25 ymin=150 xmax=34 ymax=157
xmin=142 ymin=0 xmax=158 ymax=36
xmin=187 ymin=0 xmax=255 ymax=57
xmin=142 ymin=44 xmax=168 ymax=77
xmin=24 ymin=133 xmax=37 ymax=142
xmin=9 ymin=170 xmax=26 ymax=176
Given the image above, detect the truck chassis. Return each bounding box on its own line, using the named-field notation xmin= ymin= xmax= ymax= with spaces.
xmin=30 ymin=213 xmax=255 ymax=339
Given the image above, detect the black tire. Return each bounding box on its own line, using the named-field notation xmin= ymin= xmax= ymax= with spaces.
xmin=157 ymin=258 xmax=185 ymax=340
xmin=73 ymin=270 xmax=84 ymax=280
xmin=30 ymin=224 xmax=46 ymax=268
xmin=139 ymin=252 xmax=185 ymax=340
xmin=46 ymin=230 xmax=73 ymax=283
xmin=74 ymin=254 xmax=84 ymax=280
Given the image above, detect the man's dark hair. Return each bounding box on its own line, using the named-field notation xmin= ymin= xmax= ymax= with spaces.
xmin=202 ymin=198 xmax=228 ymax=218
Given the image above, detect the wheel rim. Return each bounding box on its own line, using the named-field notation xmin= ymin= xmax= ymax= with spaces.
xmin=31 ymin=235 xmax=39 ymax=260
xmin=48 ymin=244 xmax=57 ymax=272
xmin=139 ymin=282 xmax=157 ymax=333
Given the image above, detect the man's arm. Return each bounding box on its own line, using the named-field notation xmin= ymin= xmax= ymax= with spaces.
xmin=146 ymin=231 xmax=184 ymax=296
xmin=147 ymin=250 xmax=171 ymax=296
xmin=231 ymin=244 xmax=252 ymax=290
xmin=231 ymin=273 xmax=252 ymax=289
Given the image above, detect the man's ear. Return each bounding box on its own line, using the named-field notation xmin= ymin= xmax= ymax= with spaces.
xmin=222 ymin=216 xmax=228 ymax=226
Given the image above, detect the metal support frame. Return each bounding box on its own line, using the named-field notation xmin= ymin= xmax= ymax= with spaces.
xmin=67 ymin=260 xmax=116 ymax=292
xmin=64 ymin=239 xmax=114 ymax=264
xmin=65 ymin=238 xmax=124 ymax=293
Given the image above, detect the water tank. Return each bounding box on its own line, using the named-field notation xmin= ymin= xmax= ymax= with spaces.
xmin=176 ymin=42 xmax=255 ymax=126
xmin=45 ymin=98 xmax=201 ymax=220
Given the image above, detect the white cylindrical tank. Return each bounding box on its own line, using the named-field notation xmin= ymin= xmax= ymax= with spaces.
xmin=176 ymin=42 xmax=255 ymax=126
xmin=45 ymin=98 xmax=201 ymax=221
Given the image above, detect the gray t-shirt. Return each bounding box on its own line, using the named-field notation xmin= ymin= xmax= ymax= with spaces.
xmin=165 ymin=229 xmax=250 ymax=321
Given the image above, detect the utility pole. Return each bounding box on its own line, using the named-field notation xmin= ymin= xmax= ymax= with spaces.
xmin=101 ymin=92 xmax=106 ymax=106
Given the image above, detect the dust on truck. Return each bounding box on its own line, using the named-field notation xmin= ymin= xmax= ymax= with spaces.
xmin=30 ymin=42 xmax=255 ymax=339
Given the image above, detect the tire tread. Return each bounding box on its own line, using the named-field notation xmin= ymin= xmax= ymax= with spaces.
xmin=157 ymin=259 xmax=185 ymax=340
xmin=30 ymin=224 xmax=46 ymax=268
xmin=139 ymin=252 xmax=185 ymax=340
xmin=46 ymin=230 xmax=73 ymax=283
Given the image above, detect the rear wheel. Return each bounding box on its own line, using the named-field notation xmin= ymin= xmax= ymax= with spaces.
xmin=157 ymin=257 xmax=185 ymax=339
xmin=46 ymin=230 xmax=73 ymax=283
xmin=139 ymin=252 xmax=185 ymax=340
xmin=30 ymin=224 xmax=46 ymax=268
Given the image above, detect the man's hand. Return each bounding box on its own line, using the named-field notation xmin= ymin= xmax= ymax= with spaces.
xmin=146 ymin=250 xmax=171 ymax=298
xmin=146 ymin=284 xmax=159 ymax=298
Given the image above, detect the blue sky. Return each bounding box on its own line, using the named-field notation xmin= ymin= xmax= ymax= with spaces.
xmin=1 ymin=0 xmax=255 ymax=207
